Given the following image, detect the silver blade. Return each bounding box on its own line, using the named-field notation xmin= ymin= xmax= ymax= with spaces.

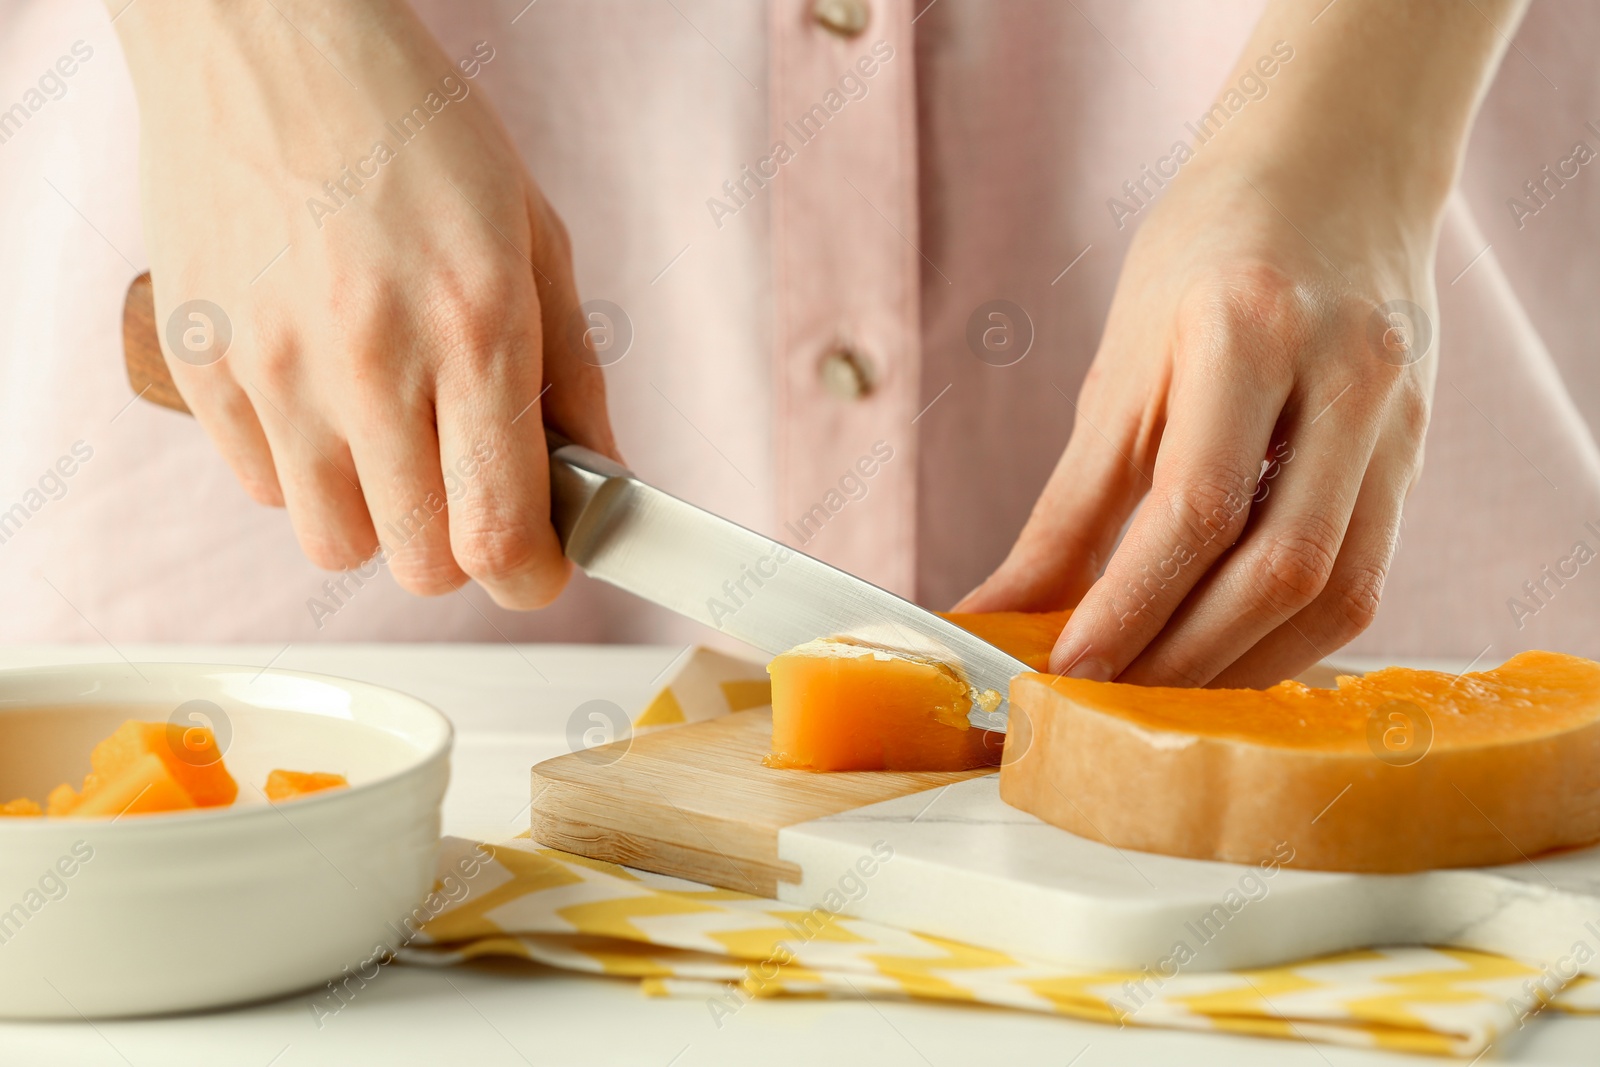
xmin=548 ymin=441 xmax=1028 ymax=731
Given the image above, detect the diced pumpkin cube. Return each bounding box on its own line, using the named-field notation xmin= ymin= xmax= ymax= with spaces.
xmin=70 ymin=752 xmax=197 ymax=817
xmin=89 ymin=720 xmax=237 ymax=808
xmin=264 ymin=770 xmax=348 ymax=802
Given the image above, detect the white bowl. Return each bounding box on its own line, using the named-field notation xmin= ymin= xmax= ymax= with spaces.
xmin=0 ymin=663 xmax=451 ymax=1019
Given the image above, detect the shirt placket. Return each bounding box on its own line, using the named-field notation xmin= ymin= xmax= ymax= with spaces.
xmin=768 ymin=0 xmax=922 ymax=598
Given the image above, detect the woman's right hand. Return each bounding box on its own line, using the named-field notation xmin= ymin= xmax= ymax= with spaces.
xmin=110 ymin=0 xmax=617 ymax=607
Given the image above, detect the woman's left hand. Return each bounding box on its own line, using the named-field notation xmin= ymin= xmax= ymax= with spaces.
xmin=956 ymin=157 xmax=1434 ymax=688
xmin=956 ymin=0 xmax=1526 ymax=687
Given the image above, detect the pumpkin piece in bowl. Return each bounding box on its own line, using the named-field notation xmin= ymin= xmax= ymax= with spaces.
xmin=1 ymin=720 xmax=349 ymax=818
xmin=48 ymin=720 xmax=238 ymax=817
xmin=264 ymin=769 xmax=349 ymax=802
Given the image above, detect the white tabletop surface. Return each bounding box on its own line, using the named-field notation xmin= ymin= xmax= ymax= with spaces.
xmin=0 ymin=642 xmax=1592 ymax=1066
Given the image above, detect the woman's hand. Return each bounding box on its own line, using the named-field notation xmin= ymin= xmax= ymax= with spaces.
xmin=111 ymin=0 xmax=616 ymax=607
xmin=958 ymin=0 xmax=1526 ymax=686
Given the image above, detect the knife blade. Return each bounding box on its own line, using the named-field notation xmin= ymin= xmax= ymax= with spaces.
xmin=118 ymin=272 xmax=1026 ymax=730
xmin=547 ymin=437 xmax=1027 ymax=732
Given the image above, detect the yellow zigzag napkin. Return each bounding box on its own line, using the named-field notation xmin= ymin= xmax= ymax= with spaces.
xmin=397 ymin=648 xmax=1596 ymax=1057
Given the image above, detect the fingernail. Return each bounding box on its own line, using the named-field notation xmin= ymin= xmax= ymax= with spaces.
xmin=1064 ymin=657 xmax=1114 ymax=682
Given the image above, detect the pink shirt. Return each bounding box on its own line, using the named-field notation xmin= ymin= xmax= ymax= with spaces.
xmin=3 ymin=0 xmax=1599 ymax=665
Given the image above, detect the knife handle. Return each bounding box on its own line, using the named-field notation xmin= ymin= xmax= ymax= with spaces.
xmin=122 ymin=272 xmax=189 ymax=414
xmin=119 ymin=271 xmax=629 ymax=552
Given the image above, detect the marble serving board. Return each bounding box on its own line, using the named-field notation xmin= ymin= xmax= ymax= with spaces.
xmin=778 ymin=774 xmax=1600 ymax=976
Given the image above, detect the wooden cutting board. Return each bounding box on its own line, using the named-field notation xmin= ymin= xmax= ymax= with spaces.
xmin=529 ymin=710 xmax=986 ymax=897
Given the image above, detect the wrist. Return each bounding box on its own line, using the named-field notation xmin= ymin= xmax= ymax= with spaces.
xmin=1183 ymin=0 xmax=1527 ymax=249
xmin=107 ymin=0 xmax=437 ymax=116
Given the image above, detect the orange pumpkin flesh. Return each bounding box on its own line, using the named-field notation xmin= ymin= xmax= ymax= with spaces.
xmin=766 ymin=611 xmax=1069 ymax=772
xmin=937 ymin=611 xmax=1065 ymax=672
xmin=1001 ymin=651 xmax=1600 ymax=871
xmin=3 ymin=721 xmax=348 ymax=818
xmin=264 ymin=769 xmax=349 ymax=802
xmin=43 ymin=721 xmax=238 ymax=818
xmin=69 ymin=752 xmax=199 ymax=817
xmin=87 ymin=721 xmax=238 ymax=809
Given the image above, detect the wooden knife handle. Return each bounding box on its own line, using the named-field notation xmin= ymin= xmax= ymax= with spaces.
xmin=122 ymin=271 xmax=192 ymax=415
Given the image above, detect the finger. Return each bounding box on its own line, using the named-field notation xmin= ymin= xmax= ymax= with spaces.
xmin=247 ymin=380 xmax=378 ymax=570
xmin=1118 ymin=385 xmax=1379 ymax=687
xmin=1209 ymin=438 xmax=1412 ymax=688
xmin=525 ymin=188 xmax=622 ymax=462
xmin=435 ymin=322 xmax=570 ymax=611
xmin=1047 ymin=347 xmax=1289 ymax=679
xmin=953 ymin=385 xmax=1151 ymax=613
xmin=153 ymin=285 xmax=283 ymax=506
xmin=347 ymin=397 xmax=469 ymax=597
xmin=174 ymin=369 xmax=285 ymax=507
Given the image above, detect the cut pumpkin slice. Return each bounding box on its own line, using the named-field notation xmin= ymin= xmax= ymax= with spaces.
xmin=1001 ymin=650 xmax=1600 ymax=872
xmin=766 ymin=610 xmax=1069 ymax=771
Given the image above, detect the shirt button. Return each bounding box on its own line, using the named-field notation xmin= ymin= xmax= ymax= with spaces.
xmin=812 ymin=0 xmax=870 ymax=37
xmin=819 ymin=346 xmax=875 ymax=400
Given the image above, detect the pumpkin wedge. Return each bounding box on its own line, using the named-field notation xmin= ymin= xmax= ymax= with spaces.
xmin=766 ymin=611 xmax=1069 ymax=772
xmin=1001 ymin=651 xmax=1600 ymax=872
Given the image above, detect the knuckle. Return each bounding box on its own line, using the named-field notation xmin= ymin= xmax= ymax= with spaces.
xmin=1327 ymin=562 xmax=1387 ymax=640
xmin=388 ymin=552 xmax=468 ymax=597
xmin=1184 ymin=262 xmax=1316 ymax=366
xmin=1395 ymin=381 xmax=1432 ymax=441
xmin=1162 ymin=470 xmax=1251 ymax=551
xmin=419 ymin=274 xmax=532 ymax=381
xmin=251 ymin=342 xmax=298 ymax=393
xmin=1253 ymin=527 xmax=1339 ymax=614
xmin=342 ymin=318 xmax=397 ymax=379
xmin=1152 ymin=655 xmax=1216 ymax=690
xmin=451 ymin=519 xmax=545 ymax=582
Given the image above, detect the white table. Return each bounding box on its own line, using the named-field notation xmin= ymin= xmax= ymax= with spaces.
xmin=0 ymin=643 xmax=1592 ymax=1066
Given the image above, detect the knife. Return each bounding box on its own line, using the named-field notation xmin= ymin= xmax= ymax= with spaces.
xmin=121 ymin=273 xmax=1027 ymax=731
